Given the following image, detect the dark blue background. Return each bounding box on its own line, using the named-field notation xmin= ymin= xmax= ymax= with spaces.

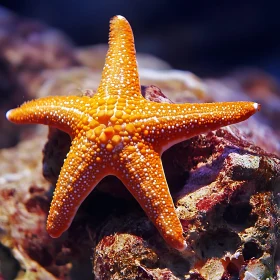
xmin=1 ymin=0 xmax=280 ymax=77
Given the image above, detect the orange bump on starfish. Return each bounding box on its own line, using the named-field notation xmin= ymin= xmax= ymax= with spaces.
xmin=6 ymin=15 xmax=260 ymax=251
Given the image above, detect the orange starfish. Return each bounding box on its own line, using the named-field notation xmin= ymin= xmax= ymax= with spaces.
xmin=6 ymin=15 xmax=260 ymax=251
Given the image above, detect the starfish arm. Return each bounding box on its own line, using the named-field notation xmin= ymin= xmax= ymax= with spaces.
xmin=47 ymin=137 xmax=107 ymax=237
xmin=6 ymin=95 xmax=96 ymax=135
xmin=115 ymin=144 xmax=187 ymax=251
xmin=96 ymin=15 xmax=141 ymax=99
xmin=139 ymin=101 xmax=260 ymax=153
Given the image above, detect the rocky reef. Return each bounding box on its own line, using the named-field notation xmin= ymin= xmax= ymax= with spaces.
xmin=0 ymin=8 xmax=279 ymax=280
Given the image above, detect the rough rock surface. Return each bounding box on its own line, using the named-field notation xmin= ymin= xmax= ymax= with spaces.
xmin=0 ymin=133 xmax=69 ymax=279
xmin=1 ymin=8 xmax=280 ymax=280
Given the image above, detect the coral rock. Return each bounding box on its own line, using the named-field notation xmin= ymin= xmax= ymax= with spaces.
xmin=93 ymin=234 xmax=160 ymax=280
xmin=0 ymin=134 xmax=72 ymax=279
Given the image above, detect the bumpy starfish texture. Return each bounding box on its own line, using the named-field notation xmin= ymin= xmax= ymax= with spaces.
xmin=6 ymin=15 xmax=260 ymax=251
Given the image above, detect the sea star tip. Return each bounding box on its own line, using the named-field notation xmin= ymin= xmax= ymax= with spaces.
xmin=47 ymin=227 xmax=61 ymax=238
xmin=6 ymin=109 xmax=12 ymax=120
xmin=178 ymin=241 xmax=188 ymax=252
xmin=254 ymin=102 xmax=261 ymax=111
xmin=115 ymin=15 xmax=126 ymax=20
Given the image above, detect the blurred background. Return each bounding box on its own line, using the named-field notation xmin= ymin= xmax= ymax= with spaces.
xmin=1 ymin=0 xmax=280 ymax=77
